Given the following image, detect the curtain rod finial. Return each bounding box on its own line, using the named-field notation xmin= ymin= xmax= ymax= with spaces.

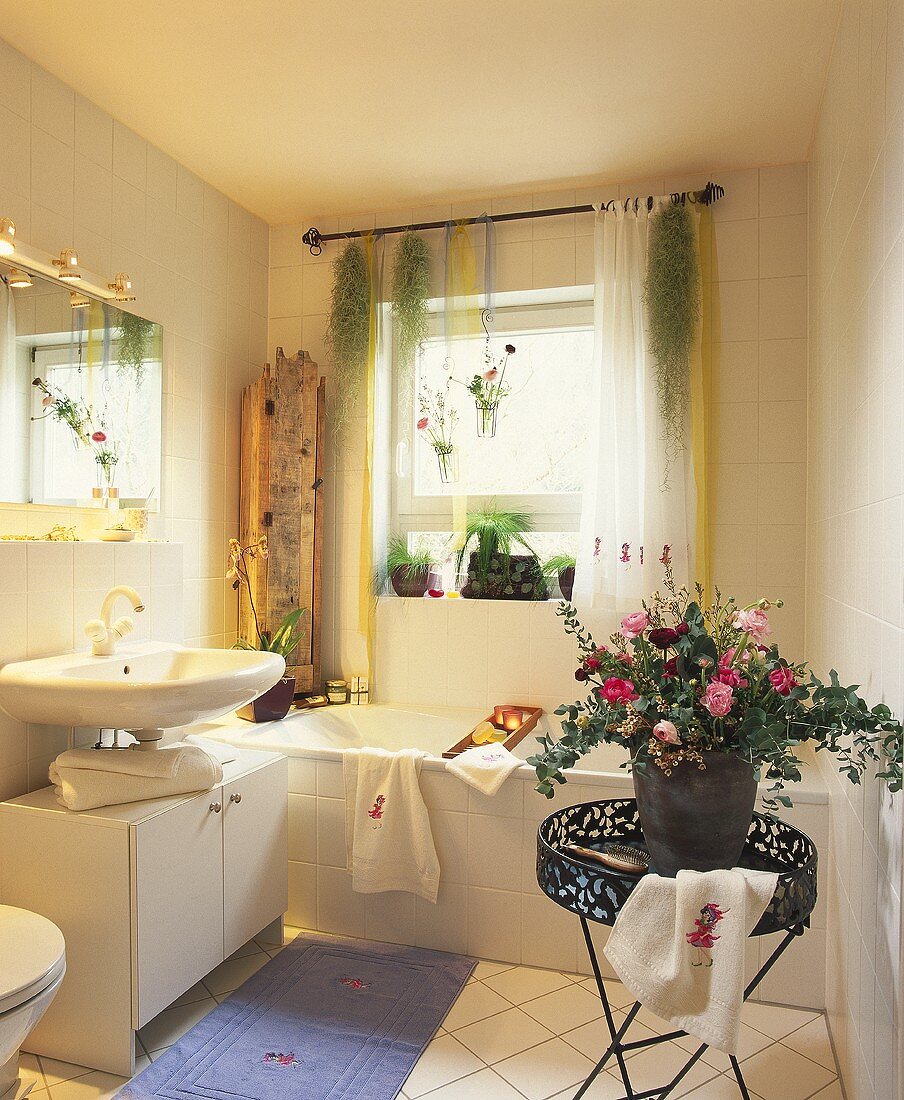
xmin=302 ymin=227 xmax=323 ymax=255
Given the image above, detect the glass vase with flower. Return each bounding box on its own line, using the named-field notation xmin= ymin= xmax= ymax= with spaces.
xmin=416 ymin=382 xmax=459 ymax=484
xmin=466 ymin=342 xmax=515 ymax=438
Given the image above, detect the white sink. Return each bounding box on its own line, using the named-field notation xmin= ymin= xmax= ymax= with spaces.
xmin=0 ymin=642 xmax=285 ymax=743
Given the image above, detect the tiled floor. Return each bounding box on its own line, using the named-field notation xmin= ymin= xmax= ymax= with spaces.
xmin=18 ymin=928 xmax=843 ymax=1100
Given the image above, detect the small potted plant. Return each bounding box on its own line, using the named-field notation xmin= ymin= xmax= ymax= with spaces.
xmin=227 ymin=536 xmax=306 ymax=721
xmin=454 ymin=501 xmax=548 ymax=600
xmin=529 ymin=554 xmax=903 ymax=876
xmin=416 ymin=382 xmax=459 ymax=483
xmin=385 ymin=534 xmax=433 ymax=598
xmin=466 ymin=342 xmax=515 ymax=437
xmin=543 ymin=554 xmax=577 ymax=601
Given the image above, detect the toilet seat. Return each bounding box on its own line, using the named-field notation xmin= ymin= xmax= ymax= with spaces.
xmin=0 ymin=906 xmax=65 ymax=1016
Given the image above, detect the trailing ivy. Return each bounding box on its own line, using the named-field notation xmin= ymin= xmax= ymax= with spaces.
xmin=325 ymin=241 xmax=372 ymax=435
xmin=390 ymin=232 xmax=430 ymax=381
xmin=643 ymin=202 xmax=700 ymax=459
xmin=117 ymin=311 xmax=156 ymax=384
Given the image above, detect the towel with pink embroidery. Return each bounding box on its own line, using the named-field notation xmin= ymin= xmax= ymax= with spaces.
xmin=445 ymin=744 xmax=521 ymax=796
xmin=604 ymin=866 xmax=777 ymax=1054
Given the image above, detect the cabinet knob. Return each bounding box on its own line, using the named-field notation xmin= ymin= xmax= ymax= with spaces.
xmin=230 ymin=793 xmax=242 ymax=804
xmin=209 ymin=801 xmax=221 ymax=813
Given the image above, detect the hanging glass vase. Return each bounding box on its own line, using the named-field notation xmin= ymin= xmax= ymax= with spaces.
xmin=475 ymin=401 xmax=499 ymax=438
xmin=434 ymin=445 xmax=458 ymax=484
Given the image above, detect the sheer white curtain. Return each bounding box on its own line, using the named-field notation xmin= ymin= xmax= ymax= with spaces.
xmin=0 ymin=278 xmax=18 ymax=495
xmin=573 ymin=200 xmax=698 ymax=611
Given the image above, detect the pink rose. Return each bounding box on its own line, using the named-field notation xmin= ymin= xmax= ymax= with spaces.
xmin=620 ymin=611 xmax=650 ymax=639
xmin=719 ymin=646 xmax=750 ymax=668
xmin=703 ymin=681 xmax=734 ymax=717
xmin=768 ymin=666 xmax=798 ymax=696
xmin=41 ymin=395 xmax=53 ymax=407
xmin=416 ymin=417 xmax=429 ymax=431
xmin=733 ymin=608 xmax=771 ymax=641
xmin=616 ymin=652 xmax=634 ymax=665
xmin=599 ymin=677 xmax=640 ymax=705
xmin=653 ymin=720 xmax=681 ymax=745
xmin=714 ymin=666 xmax=747 ymax=688
xmin=483 ymin=368 xmax=499 ymax=381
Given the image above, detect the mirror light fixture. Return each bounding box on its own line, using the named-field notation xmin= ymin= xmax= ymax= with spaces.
xmin=52 ymin=247 xmax=80 ymax=280
xmin=107 ymin=272 xmax=135 ymax=302
xmin=0 ymin=217 xmax=15 ymax=257
xmin=69 ymin=290 xmax=90 ymax=310
xmin=6 ymin=268 xmax=32 ymax=289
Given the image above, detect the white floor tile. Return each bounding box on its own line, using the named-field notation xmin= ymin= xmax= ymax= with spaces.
xmin=560 ymin=1011 xmax=658 ymax=1061
xmin=401 ymin=1034 xmax=484 ymax=1098
xmin=202 ymin=950 xmax=268 ymax=996
xmin=691 ymin=1022 xmax=772 ymax=1071
xmin=741 ymin=1001 xmax=819 ymax=1040
xmin=137 ymin=996 xmax=218 ymax=1052
xmin=483 ymin=965 xmax=573 ymax=1005
xmin=167 ymin=980 xmax=211 ymax=1009
xmin=413 ymin=1067 xmax=525 ymax=1099
xmin=520 ymin=983 xmax=603 ymax=1033
xmin=45 ymin=1072 xmax=129 ymax=1100
xmin=442 ymin=981 xmax=511 ymax=1030
xmin=37 ymin=1060 xmax=93 ymax=1088
xmin=18 ymin=1054 xmax=44 ymax=1092
xmin=494 ymin=1036 xmax=595 ymax=1100
xmin=472 ymin=960 xmax=515 ymax=981
xmin=548 ymin=1073 xmax=627 ymax=1100
xmin=608 ymin=1043 xmax=719 ymax=1097
xmin=808 ymin=1082 xmax=844 ymax=1100
xmin=578 ymin=976 xmax=635 ymax=1010
xmin=683 ymin=1075 xmax=768 ymax=1098
xmin=453 ymin=1006 xmax=555 ymax=1064
xmin=779 ymin=1015 xmax=838 ymax=1071
xmin=737 ymin=1044 xmax=837 ymax=1100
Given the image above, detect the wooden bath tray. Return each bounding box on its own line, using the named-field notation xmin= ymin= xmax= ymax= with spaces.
xmin=442 ymin=706 xmax=543 ymax=760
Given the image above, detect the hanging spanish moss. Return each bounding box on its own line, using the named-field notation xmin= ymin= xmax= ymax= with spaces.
xmin=325 ymin=240 xmax=371 ymax=434
xmin=390 ymin=231 xmax=430 ymax=382
xmin=643 ymin=202 xmax=700 ymax=461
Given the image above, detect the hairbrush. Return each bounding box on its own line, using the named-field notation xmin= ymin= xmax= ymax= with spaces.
xmin=563 ymin=842 xmax=650 ymax=875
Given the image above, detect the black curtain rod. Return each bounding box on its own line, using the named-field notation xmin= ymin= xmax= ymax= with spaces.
xmin=301 ymin=181 xmax=724 ymax=254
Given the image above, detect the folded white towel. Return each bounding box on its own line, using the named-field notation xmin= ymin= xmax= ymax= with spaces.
xmin=49 ymin=745 xmax=223 ymax=811
xmin=603 ymin=867 xmax=778 ymax=1054
xmin=446 ymin=744 xmax=521 ymax=796
xmin=343 ymin=748 xmax=440 ymax=903
xmin=181 ymin=736 xmax=238 ymax=765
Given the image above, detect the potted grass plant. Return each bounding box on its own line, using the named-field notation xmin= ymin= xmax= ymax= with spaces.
xmin=227 ymin=536 xmax=306 ymax=721
xmin=454 ymin=502 xmax=548 ymax=600
xmin=543 ymin=553 xmax=577 ymax=601
xmin=385 ymin=534 xmax=433 ymax=598
xmin=529 ymin=553 xmax=903 ymax=876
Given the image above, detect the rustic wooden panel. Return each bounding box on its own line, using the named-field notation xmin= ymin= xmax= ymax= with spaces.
xmin=239 ymin=365 xmax=271 ymax=645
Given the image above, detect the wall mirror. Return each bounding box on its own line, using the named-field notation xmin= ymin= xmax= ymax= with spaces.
xmin=0 ymin=260 xmax=163 ymax=509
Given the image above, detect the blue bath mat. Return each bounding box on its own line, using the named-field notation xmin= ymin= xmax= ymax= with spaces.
xmin=119 ymin=932 xmax=475 ymax=1100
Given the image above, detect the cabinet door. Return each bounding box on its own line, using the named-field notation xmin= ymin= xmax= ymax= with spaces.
xmin=223 ymin=758 xmax=288 ymax=957
xmin=133 ymin=788 xmax=225 ymax=1027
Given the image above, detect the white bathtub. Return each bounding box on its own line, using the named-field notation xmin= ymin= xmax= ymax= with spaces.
xmin=190 ymin=700 xmax=828 ymax=1009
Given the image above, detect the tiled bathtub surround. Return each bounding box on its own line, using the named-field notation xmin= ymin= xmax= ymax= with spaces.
xmin=0 ymin=540 xmax=183 ymax=799
xmin=280 ymin=747 xmax=829 ymax=1011
xmin=0 ymin=36 xmax=270 ymax=647
xmin=268 ymin=164 xmax=809 ymax=690
xmin=807 ymin=0 xmax=904 ymax=1095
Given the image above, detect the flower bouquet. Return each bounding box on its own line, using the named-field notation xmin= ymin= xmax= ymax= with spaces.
xmin=529 ymin=558 xmax=903 ymax=875
xmin=416 ymin=382 xmax=459 ymax=483
xmin=466 ymin=342 xmax=515 ymax=437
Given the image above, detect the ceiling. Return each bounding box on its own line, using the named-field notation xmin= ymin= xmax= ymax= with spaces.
xmin=0 ymin=0 xmax=839 ymax=225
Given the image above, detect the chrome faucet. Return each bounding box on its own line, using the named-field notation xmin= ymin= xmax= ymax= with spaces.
xmin=84 ymin=585 xmax=146 ymax=656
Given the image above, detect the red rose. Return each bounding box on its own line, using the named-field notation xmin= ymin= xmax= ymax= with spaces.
xmin=663 ymin=657 xmax=678 ymax=678
xmin=768 ymin=666 xmax=797 ymax=696
xmin=504 ymin=344 xmax=516 ymax=354
xmin=599 ymin=677 xmax=639 ymax=705
xmin=91 ymin=431 xmax=107 ymax=443
xmin=575 ymin=667 xmax=588 ymax=682
xmin=584 ymin=656 xmax=600 ymax=672
xmin=648 ymin=627 xmax=679 ymax=649
xmin=676 ymin=622 xmax=689 ymax=636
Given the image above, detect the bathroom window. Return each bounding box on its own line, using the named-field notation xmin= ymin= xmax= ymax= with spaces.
xmin=385 ymin=292 xmax=594 ymax=566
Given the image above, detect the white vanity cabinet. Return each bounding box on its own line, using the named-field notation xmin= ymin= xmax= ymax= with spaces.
xmin=0 ymin=748 xmax=288 ymax=1077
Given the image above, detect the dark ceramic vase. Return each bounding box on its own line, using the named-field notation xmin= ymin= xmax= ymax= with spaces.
xmin=236 ymin=676 xmax=295 ymax=722
xmin=633 ymin=751 xmax=757 ymax=877
xmin=558 ymin=566 xmax=575 ymax=601
xmin=390 ymin=566 xmax=430 ymax=598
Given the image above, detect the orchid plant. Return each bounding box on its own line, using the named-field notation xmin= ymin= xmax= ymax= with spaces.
xmin=529 ymin=556 xmax=903 ymax=810
xmin=227 ymin=536 xmax=306 ymax=661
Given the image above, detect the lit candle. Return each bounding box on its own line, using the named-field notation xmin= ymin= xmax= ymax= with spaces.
xmin=502 ymin=709 xmax=523 ymax=732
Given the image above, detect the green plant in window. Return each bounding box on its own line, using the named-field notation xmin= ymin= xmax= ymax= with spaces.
xmin=326 ymin=240 xmax=372 ymax=435
xmin=377 ymin=533 xmax=434 ymax=598
xmin=643 ymin=202 xmax=700 ymax=460
xmin=117 ymin=312 xmax=156 ymax=384
xmin=390 ymin=232 xmax=431 ymax=380
xmin=30 ymin=376 xmax=93 ymax=448
xmin=453 ymin=501 xmax=547 ymax=600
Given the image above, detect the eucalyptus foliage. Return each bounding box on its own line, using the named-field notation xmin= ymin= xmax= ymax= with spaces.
xmin=643 ymin=203 xmax=701 ymax=457
xmin=529 ymin=565 xmax=903 ymax=811
xmin=390 ymin=232 xmax=431 ymax=376
xmin=325 ymin=241 xmax=372 ymax=434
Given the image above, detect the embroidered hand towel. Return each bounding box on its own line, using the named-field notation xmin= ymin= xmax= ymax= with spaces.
xmin=49 ymin=746 xmax=223 ymax=811
xmin=445 ymin=744 xmax=521 ymax=796
xmin=603 ymin=867 xmax=778 ymax=1054
xmin=343 ymin=748 xmax=440 ymax=903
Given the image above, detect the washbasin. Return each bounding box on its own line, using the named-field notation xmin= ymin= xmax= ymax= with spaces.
xmin=0 ymin=642 xmax=285 ymax=746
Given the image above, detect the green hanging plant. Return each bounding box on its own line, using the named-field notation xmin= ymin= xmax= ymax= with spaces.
xmin=643 ymin=202 xmax=701 ymax=458
xmin=117 ymin=312 xmax=156 ymax=384
xmin=390 ymin=231 xmax=430 ymax=379
xmin=325 ymin=241 xmax=371 ymax=434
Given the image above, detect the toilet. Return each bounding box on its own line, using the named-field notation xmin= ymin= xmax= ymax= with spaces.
xmin=0 ymin=907 xmax=65 ymax=1098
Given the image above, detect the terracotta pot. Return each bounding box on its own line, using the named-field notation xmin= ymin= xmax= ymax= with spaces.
xmin=558 ymin=566 xmax=575 ymax=601
xmin=633 ymin=751 xmax=756 ymax=877
xmin=390 ymin=566 xmax=430 ymax=598
xmin=236 ymin=676 xmax=295 ymax=722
